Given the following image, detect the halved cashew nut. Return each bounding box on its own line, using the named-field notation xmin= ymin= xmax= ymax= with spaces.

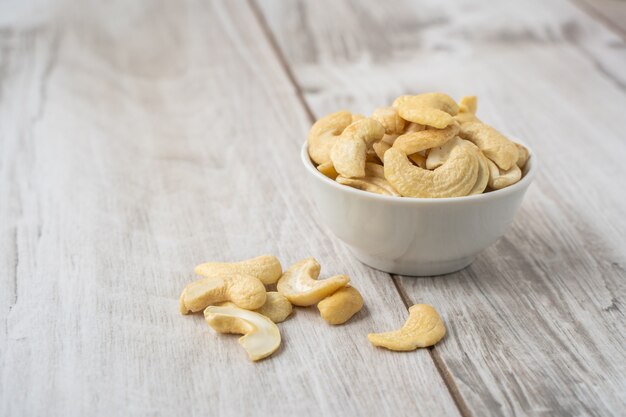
xmin=254 ymin=291 xmax=292 ymax=323
xmin=384 ymin=146 xmax=478 ymax=198
xmin=459 ymin=122 xmax=518 ymax=170
xmin=307 ymin=110 xmax=353 ymax=165
xmin=486 ymin=158 xmax=522 ymax=189
xmin=331 ymin=118 xmax=385 ymax=178
xmin=179 ymin=274 xmax=267 ymax=314
xmin=276 ymin=258 xmax=350 ymax=306
xmin=317 ymin=161 xmax=338 ymax=180
xmin=318 ymin=286 xmax=364 ymax=325
xmin=515 ymin=142 xmax=529 ymax=168
xmin=367 ymin=304 xmax=445 ymax=351
xmin=372 ymin=107 xmax=406 ymax=134
xmin=204 ymin=304 xmax=281 ymax=361
xmin=393 ymin=121 xmax=459 ymax=155
xmin=393 ymin=93 xmax=459 ymax=128
xmin=195 ymin=255 xmax=282 ymax=286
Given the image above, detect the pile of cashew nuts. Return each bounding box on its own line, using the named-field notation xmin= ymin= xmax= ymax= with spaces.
xmin=308 ymin=93 xmax=529 ymax=198
xmin=179 ymin=255 xmax=445 ymax=361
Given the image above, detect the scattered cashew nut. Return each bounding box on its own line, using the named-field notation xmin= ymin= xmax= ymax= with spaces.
xmin=276 ymin=257 xmax=350 ymax=306
xmin=318 ymin=286 xmax=364 ymax=325
xmin=195 ymin=255 xmax=282 ymax=286
xmin=179 ymin=274 xmax=267 ymax=314
xmin=254 ymin=291 xmax=293 ymax=323
xmin=367 ymin=304 xmax=446 ymax=351
xmin=204 ymin=304 xmax=281 ymax=361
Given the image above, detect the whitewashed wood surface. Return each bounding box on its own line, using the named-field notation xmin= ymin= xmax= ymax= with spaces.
xmin=1 ymin=0 xmax=625 ymax=416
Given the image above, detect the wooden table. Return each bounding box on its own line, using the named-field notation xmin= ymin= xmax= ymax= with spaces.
xmin=1 ymin=0 xmax=625 ymax=416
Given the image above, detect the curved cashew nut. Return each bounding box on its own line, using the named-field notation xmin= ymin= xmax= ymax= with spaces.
xmin=515 ymin=142 xmax=529 ymax=168
xmin=367 ymin=304 xmax=445 ymax=351
xmin=317 ymin=161 xmax=338 ymax=180
xmin=459 ymin=122 xmax=518 ymax=170
xmin=204 ymin=304 xmax=281 ymax=361
xmin=384 ymin=146 xmax=478 ymax=198
xmin=392 ymin=121 xmax=459 ymax=155
xmin=336 ymin=162 xmax=400 ymax=196
xmin=318 ymin=286 xmax=364 ymax=325
xmin=426 ymin=137 xmax=489 ymax=195
xmin=254 ymin=291 xmax=292 ymax=323
xmin=330 ymin=118 xmax=385 ymax=178
xmin=307 ymin=110 xmax=353 ymax=165
xmin=393 ymin=93 xmax=459 ymax=129
xmin=372 ymin=107 xmax=406 ymax=134
xmin=179 ymin=274 xmax=267 ymax=314
xmin=195 ymin=255 xmax=282 ymax=285
xmin=276 ymin=257 xmax=350 ymax=306
xmin=486 ymin=158 xmax=522 ymax=189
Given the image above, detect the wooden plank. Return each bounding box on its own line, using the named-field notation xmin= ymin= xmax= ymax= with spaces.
xmin=0 ymin=1 xmax=461 ymax=416
xmin=255 ymin=0 xmax=626 ymax=415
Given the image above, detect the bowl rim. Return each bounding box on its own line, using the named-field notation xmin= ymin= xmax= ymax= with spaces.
xmin=300 ymin=140 xmax=537 ymax=204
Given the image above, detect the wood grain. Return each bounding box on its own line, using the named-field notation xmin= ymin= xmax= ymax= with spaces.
xmin=256 ymin=0 xmax=626 ymax=415
xmin=0 ymin=1 xmax=461 ymax=416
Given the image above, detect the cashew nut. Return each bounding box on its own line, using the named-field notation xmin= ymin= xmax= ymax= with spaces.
xmin=317 ymin=161 xmax=338 ymax=180
xmin=515 ymin=142 xmax=529 ymax=168
xmin=307 ymin=110 xmax=353 ymax=165
xmin=336 ymin=162 xmax=400 ymax=196
xmin=330 ymin=118 xmax=385 ymax=178
xmin=404 ymin=122 xmax=426 ymax=133
xmin=486 ymin=158 xmax=522 ymax=189
xmin=459 ymin=122 xmax=518 ymax=171
xmin=426 ymin=137 xmax=489 ymax=195
xmin=384 ymin=146 xmax=478 ymax=198
xmin=195 ymin=255 xmax=282 ymax=286
xmin=179 ymin=274 xmax=267 ymax=314
xmin=392 ymin=121 xmax=459 ymax=155
xmin=276 ymin=258 xmax=350 ymax=306
xmin=254 ymin=291 xmax=292 ymax=323
xmin=204 ymin=304 xmax=281 ymax=361
xmin=393 ymin=93 xmax=459 ymax=129
xmin=458 ymin=95 xmax=477 ymax=114
xmin=372 ymin=107 xmax=406 ymax=134
xmin=372 ymin=141 xmax=391 ymax=162
xmin=381 ymin=134 xmax=399 ymax=145
xmin=367 ymin=304 xmax=445 ymax=351
xmin=408 ymin=152 xmax=427 ymax=169
xmin=318 ymin=286 xmax=364 ymax=325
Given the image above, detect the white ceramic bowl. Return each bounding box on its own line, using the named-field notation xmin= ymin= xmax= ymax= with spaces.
xmin=301 ymin=142 xmax=536 ymax=276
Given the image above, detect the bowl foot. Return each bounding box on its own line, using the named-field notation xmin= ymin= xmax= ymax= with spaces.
xmin=349 ymin=249 xmax=475 ymax=277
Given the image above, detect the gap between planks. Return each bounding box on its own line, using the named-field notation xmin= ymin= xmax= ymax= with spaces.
xmin=247 ymin=1 xmax=472 ymax=415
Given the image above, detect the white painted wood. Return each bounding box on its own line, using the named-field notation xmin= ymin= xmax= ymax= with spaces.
xmin=0 ymin=1 xmax=461 ymax=416
xmin=256 ymin=0 xmax=626 ymax=415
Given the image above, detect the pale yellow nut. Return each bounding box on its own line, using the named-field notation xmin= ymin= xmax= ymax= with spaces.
xmin=372 ymin=141 xmax=391 ymax=162
xmin=486 ymin=158 xmax=522 ymax=189
xmin=408 ymin=152 xmax=427 ymax=169
xmin=393 ymin=121 xmax=459 ymax=155
xmin=393 ymin=93 xmax=459 ymax=129
xmin=204 ymin=304 xmax=281 ymax=361
xmin=318 ymin=286 xmax=364 ymax=325
xmin=317 ymin=161 xmax=338 ymax=180
xmin=307 ymin=110 xmax=353 ymax=165
xmin=381 ymin=134 xmax=399 ymax=145
xmin=454 ymin=112 xmax=481 ymax=125
xmin=276 ymin=257 xmax=350 ymax=306
xmin=195 ymin=255 xmax=282 ymax=285
xmin=515 ymin=142 xmax=529 ymax=168
xmin=404 ymin=122 xmax=426 ymax=133
xmin=372 ymin=107 xmax=406 ymax=135
xmin=254 ymin=291 xmax=292 ymax=323
xmin=367 ymin=304 xmax=445 ymax=351
xmin=384 ymin=146 xmax=478 ymax=198
xmin=179 ymin=274 xmax=267 ymax=314
xmin=458 ymin=122 xmax=518 ymax=171
xmin=336 ymin=175 xmax=400 ymax=196
xmin=365 ymin=162 xmax=385 ymax=179
xmin=330 ymin=118 xmax=385 ymax=178
xmin=458 ymin=95 xmax=477 ymax=114
xmin=426 ymin=137 xmax=489 ymax=195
